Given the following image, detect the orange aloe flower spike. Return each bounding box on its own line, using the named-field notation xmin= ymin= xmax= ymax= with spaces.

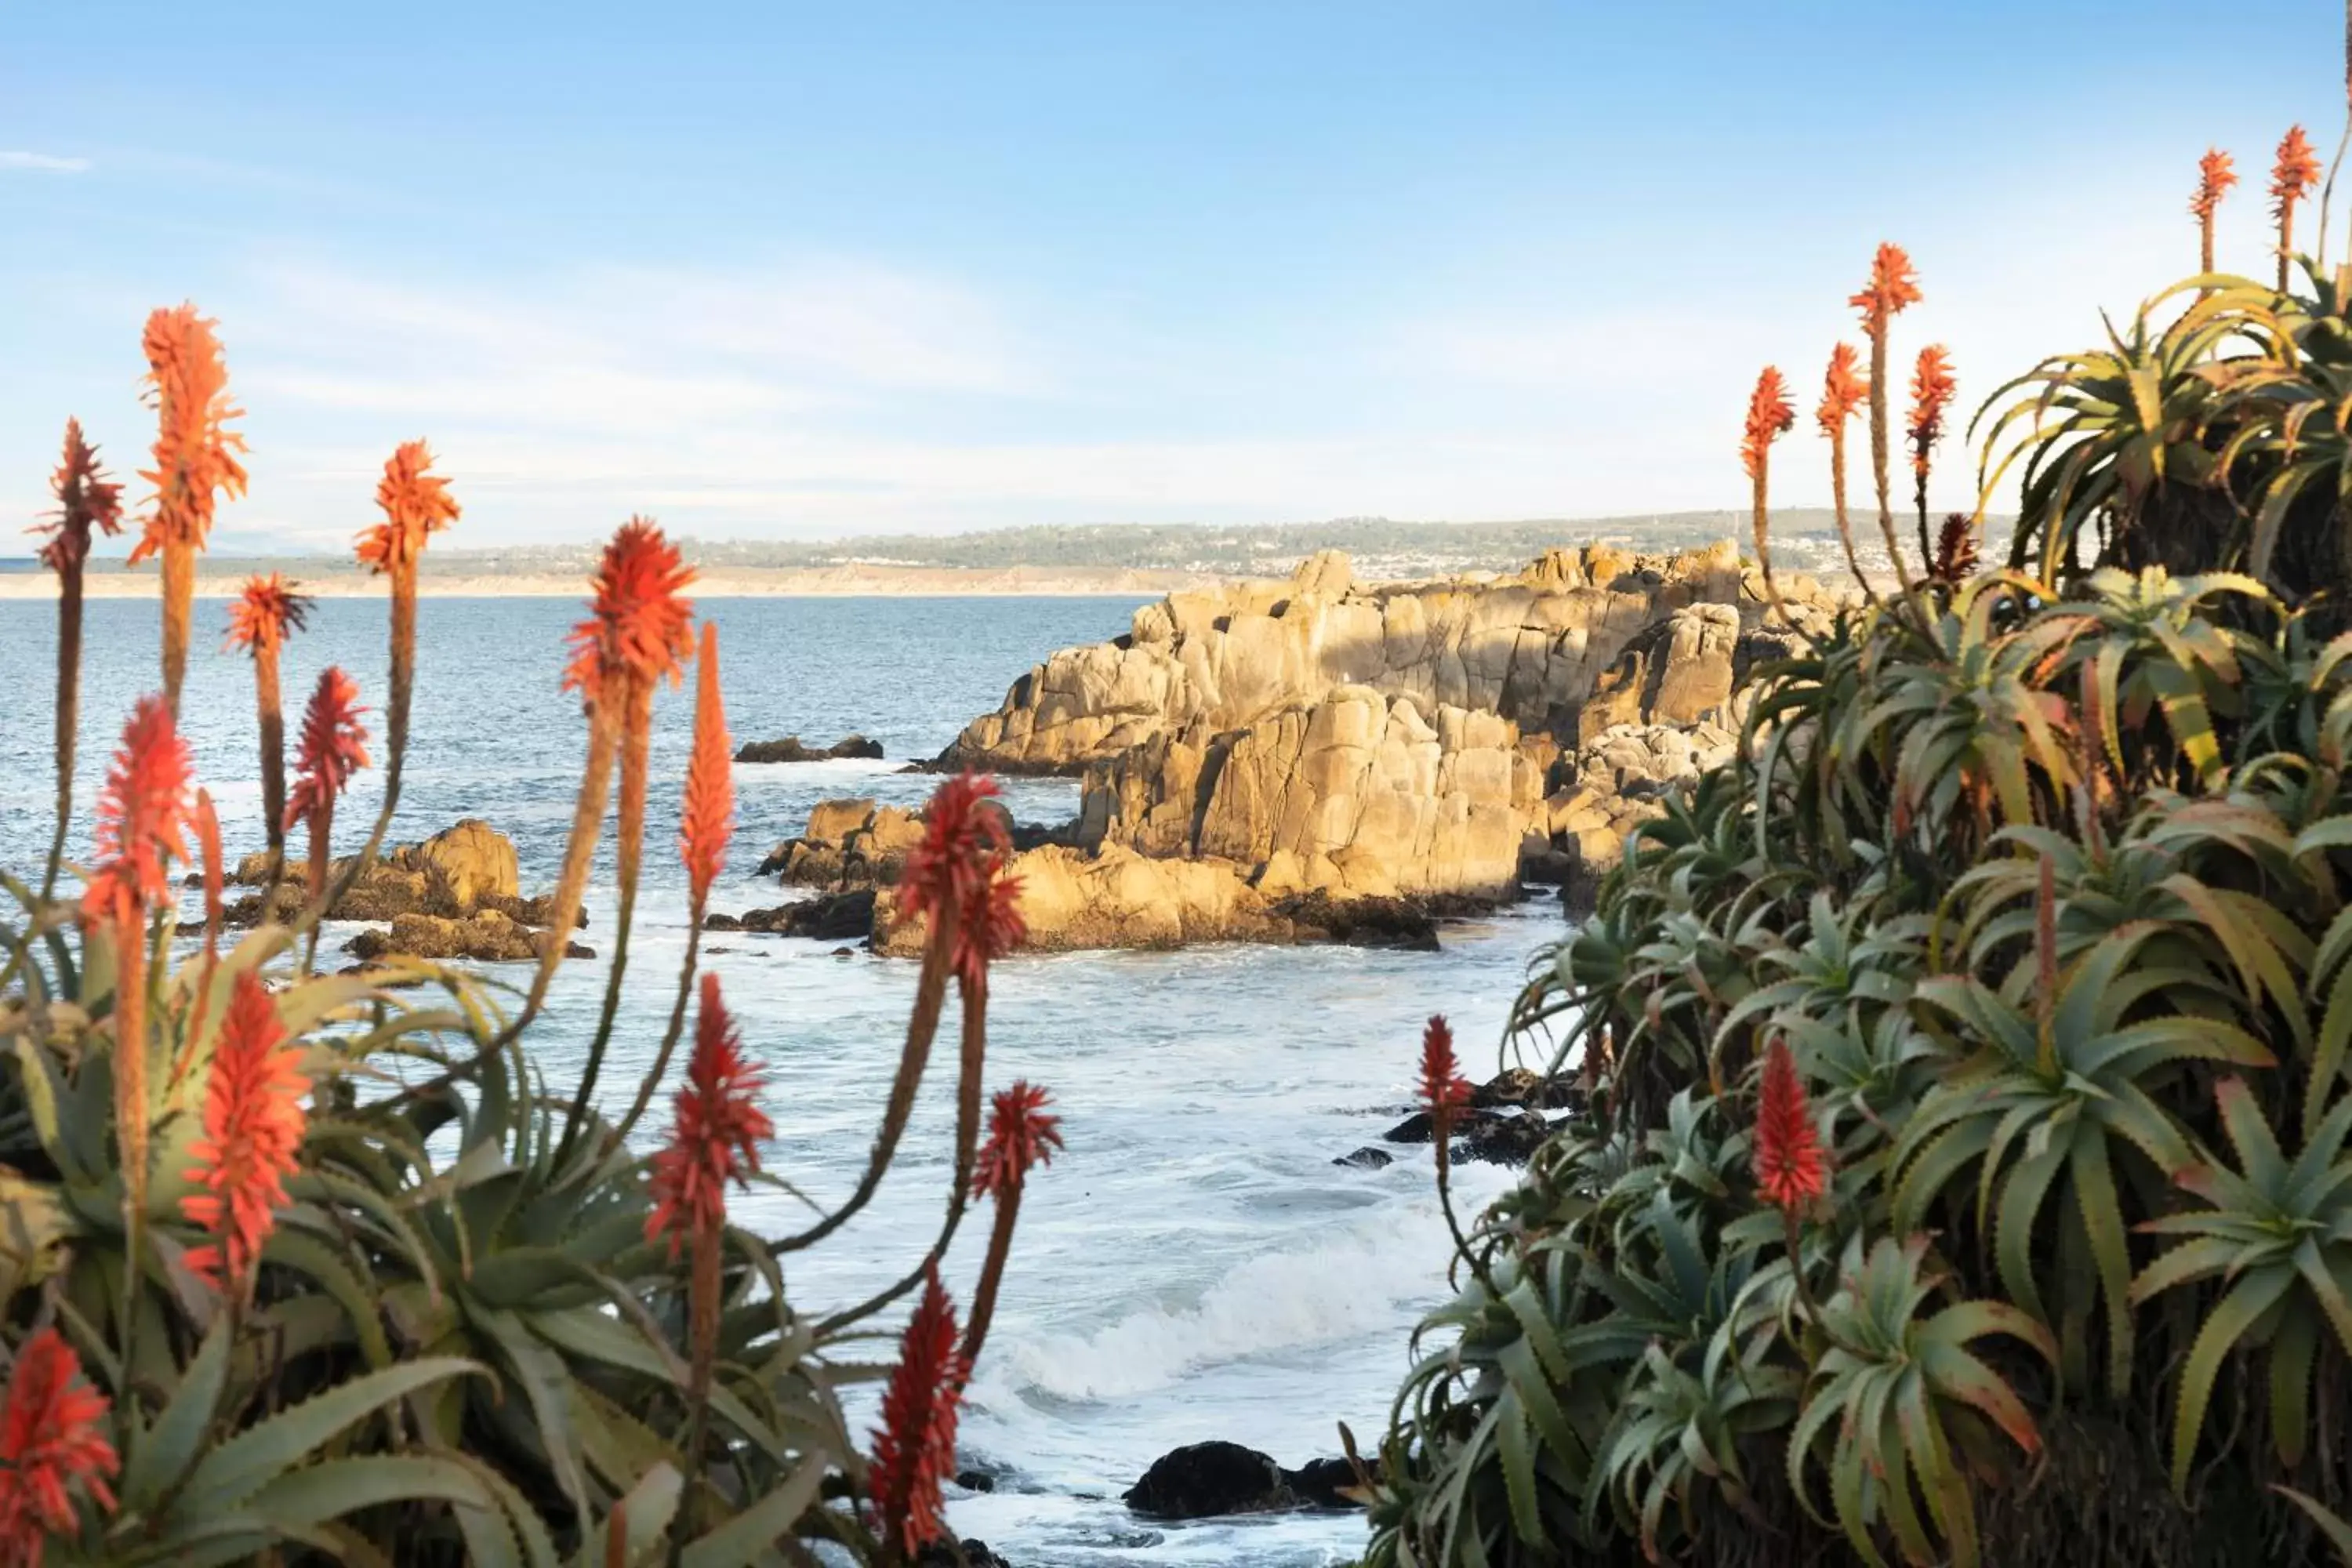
xmin=356 ymin=439 xmax=460 ymax=577
xmin=562 ymin=517 xmax=696 ymax=708
xmin=180 ymin=971 xmax=310 ymax=1294
xmin=0 ymin=1327 xmax=118 ymax=1554
xmin=680 ymin=622 xmax=735 ymax=909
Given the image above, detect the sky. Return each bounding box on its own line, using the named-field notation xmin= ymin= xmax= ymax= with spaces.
xmin=2 ymin=1 xmax=2344 ymax=553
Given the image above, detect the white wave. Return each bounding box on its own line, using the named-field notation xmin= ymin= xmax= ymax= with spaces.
xmin=989 ymin=1177 xmax=1502 ymax=1403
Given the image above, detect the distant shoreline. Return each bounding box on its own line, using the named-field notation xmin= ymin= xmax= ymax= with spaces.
xmin=0 ymin=563 xmax=1217 ymax=601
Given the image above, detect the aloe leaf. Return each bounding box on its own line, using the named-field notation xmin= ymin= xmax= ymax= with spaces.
xmin=122 ymin=1312 xmax=232 ymax=1512
xmin=679 ymin=1458 xmax=826 ymax=1568
xmin=183 ymin=1356 xmax=482 ymax=1511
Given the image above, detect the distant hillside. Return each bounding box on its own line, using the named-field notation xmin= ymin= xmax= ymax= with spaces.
xmin=45 ymin=511 xmax=2005 ymax=585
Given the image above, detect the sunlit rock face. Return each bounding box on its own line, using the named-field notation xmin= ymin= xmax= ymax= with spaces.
xmin=928 ymin=541 xmax=1849 ymax=913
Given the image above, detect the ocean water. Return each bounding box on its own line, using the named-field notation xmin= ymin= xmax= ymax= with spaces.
xmin=0 ymin=592 xmax=1556 ymax=1567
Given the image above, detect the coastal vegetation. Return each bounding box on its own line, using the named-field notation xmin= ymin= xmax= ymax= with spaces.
xmin=1364 ymin=82 xmax=2352 ymax=1568
xmin=2 ymin=306 xmax=1047 ymax=1563
xmin=17 ymin=512 xmax=1915 ymax=591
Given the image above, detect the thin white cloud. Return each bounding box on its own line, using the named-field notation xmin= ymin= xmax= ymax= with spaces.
xmin=1 ymin=151 xmax=89 ymax=173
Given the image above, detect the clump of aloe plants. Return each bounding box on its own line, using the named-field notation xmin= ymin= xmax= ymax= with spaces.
xmin=1 ymin=306 xmax=1049 ymax=1564
xmin=1363 ymin=62 xmax=2352 ymax=1568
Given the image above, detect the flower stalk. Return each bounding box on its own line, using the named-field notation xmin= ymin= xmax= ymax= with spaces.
xmin=286 ymin=669 xmax=371 ymax=912
xmin=80 ymin=696 xmax=192 ymax=1354
xmin=1906 ymin=344 xmax=1957 ymax=568
xmin=959 ymin=1081 xmax=1062 ymax=1370
xmin=131 ymin=305 xmax=245 ymax=717
xmin=1741 ymin=365 xmax=1797 ymax=627
xmin=32 ymin=422 xmax=124 ymax=899
xmin=646 ymin=974 xmax=771 ymax=1546
xmin=617 ymin=622 xmax=733 ymax=1145
xmin=225 ymin=574 xmax=311 ymax=891
xmin=1816 ymin=343 xmax=1872 ymax=600
xmin=2191 ymin=148 xmax=2238 ymax=280
xmin=551 ymin=520 xmax=695 ymax=1163
xmin=1849 ymin=244 xmax=1923 ymax=593
xmin=2274 ymin=125 xmax=2325 ymax=291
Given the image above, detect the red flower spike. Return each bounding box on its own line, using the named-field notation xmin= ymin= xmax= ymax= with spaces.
xmin=1849 ymin=243 xmax=1922 ymax=335
xmin=2190 ymin=147 xmax=2238 ymax=220
xmin=902 ymin=773 xmax=1022 ymax=983
xmin=0 ymin=1327 xmax=118 ymax=1563
xmin=1815 ymin=343 xmax=1867 ymax=437
xmin=129 ymin=303 xmax=246 ymax=565
xmin=284 ymin=668 xmax=370 ymax=833
xmin=869 ymin=1265 xmax=970 ymax=1559
xmin=31 ymin=420 xmax=124 ymax=575
xmin=223 ymin=573 xmax=311 ymax=657
xmin=80 ymin=696 xmax=192 ymax=934
xmin=562 ymin=518 xmax=695 ymax=707
xmin=180 ymin=971 xmax=309 ymax=1292
xmin=1741 ymin=367 xmax=1795 ymax=481
xmin=1754 ymin=1036 xmax=1827 ymax=1211
xmin=644 ymin=973 xmax=774 ymax=1257
xmin=1906 ymin=345 xmax=1957 ymax=481
xmin=356 ymin=440 xmax=460 ymax=576
xmin=975 ymin=1081 xmax=1064 ymax=1201
xmin=1418 ymin=1015 xmax=1473 ymax=1134
xmin=680 ymin=622 xmax=734 ymax=906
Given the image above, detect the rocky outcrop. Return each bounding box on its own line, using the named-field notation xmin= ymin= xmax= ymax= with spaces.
xmin=343 ymin=910 xmax=592 ymax=964
xmin=735 ymin=734 xmax=884 ymax=764
xmin=926 ymin=544 xmax=1849 ymax=938
xmin=1075 ymin=688 xmax=1541 ymax=901
xmin=869 ymin=843 xmax=1483 ymax=956
xmin=756 ymin=799 xmax=929 ymax=887
xmin=223 ymin=820 xmax=583 ymax=964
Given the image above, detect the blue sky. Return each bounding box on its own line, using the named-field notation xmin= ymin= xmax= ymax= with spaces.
xmin=2 ymin=2 xmax=2342 ymax=551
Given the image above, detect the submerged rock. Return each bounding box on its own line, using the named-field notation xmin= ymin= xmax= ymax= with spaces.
xmin=1123 ymin=1441 xmax=1379 ymax=1519
xmin=1123 ymin=1441 xmax=1295 ymax=1519
xmin=735 ymin=734 xmax=884 ymax=764
xmin=1334 ymin=1146 xmax=1394 ymax=1171
xmin=730 ymin=890 xmax=877 ymax=942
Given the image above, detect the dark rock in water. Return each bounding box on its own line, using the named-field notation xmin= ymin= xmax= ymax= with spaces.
xmin=739 ymin=889 xmax=877 ymax=942
xmin=1517 ymin=844 xmax=1577 ymax=887
xmin=705 ymin=946 xmax=731 ymax=955
xmin=1285 ymin=1456 xmax=1376 ymax=1510
xmin=1457 ymin=1109 xmax=1552 ymax=1167
xmin=1384 ymin=1105 xmax=1556 ymax=1165
xmin=1473 ymin=1068 xmax=1582 ymax=1112
xmin=954 ymin=1468 xmax=997 ymax=1494
xmin=1382 ymin=1110 xmax=1438 ymax=1144
xmin=1334 ymin=1146 xmax=1394 ymax=1171
xmin=1124 ymin=1440 xmax=1294 ymax=1519
xmin=702 ymin=913 xmax=743 ymax=932
xmin=832 ymin=946 xmax=857 ymax=958
xmin=1269 ymin=891 xmax=1439 ymax=952
xmin=736 ymin=734 xmax=885 ymax=764
xmin=914 ymin=1541 xmax=1013 ymax=1568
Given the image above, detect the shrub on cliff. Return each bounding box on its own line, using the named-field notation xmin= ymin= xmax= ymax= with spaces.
xmin=1 ymin=314 xmax=1049 ymax=1563
xmin=1362 ymin=84 xmax=2352 ymax=1568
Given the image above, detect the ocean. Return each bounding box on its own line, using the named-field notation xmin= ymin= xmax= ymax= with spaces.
xmin=0 ymin=592 xmax=1555 ymax=1567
